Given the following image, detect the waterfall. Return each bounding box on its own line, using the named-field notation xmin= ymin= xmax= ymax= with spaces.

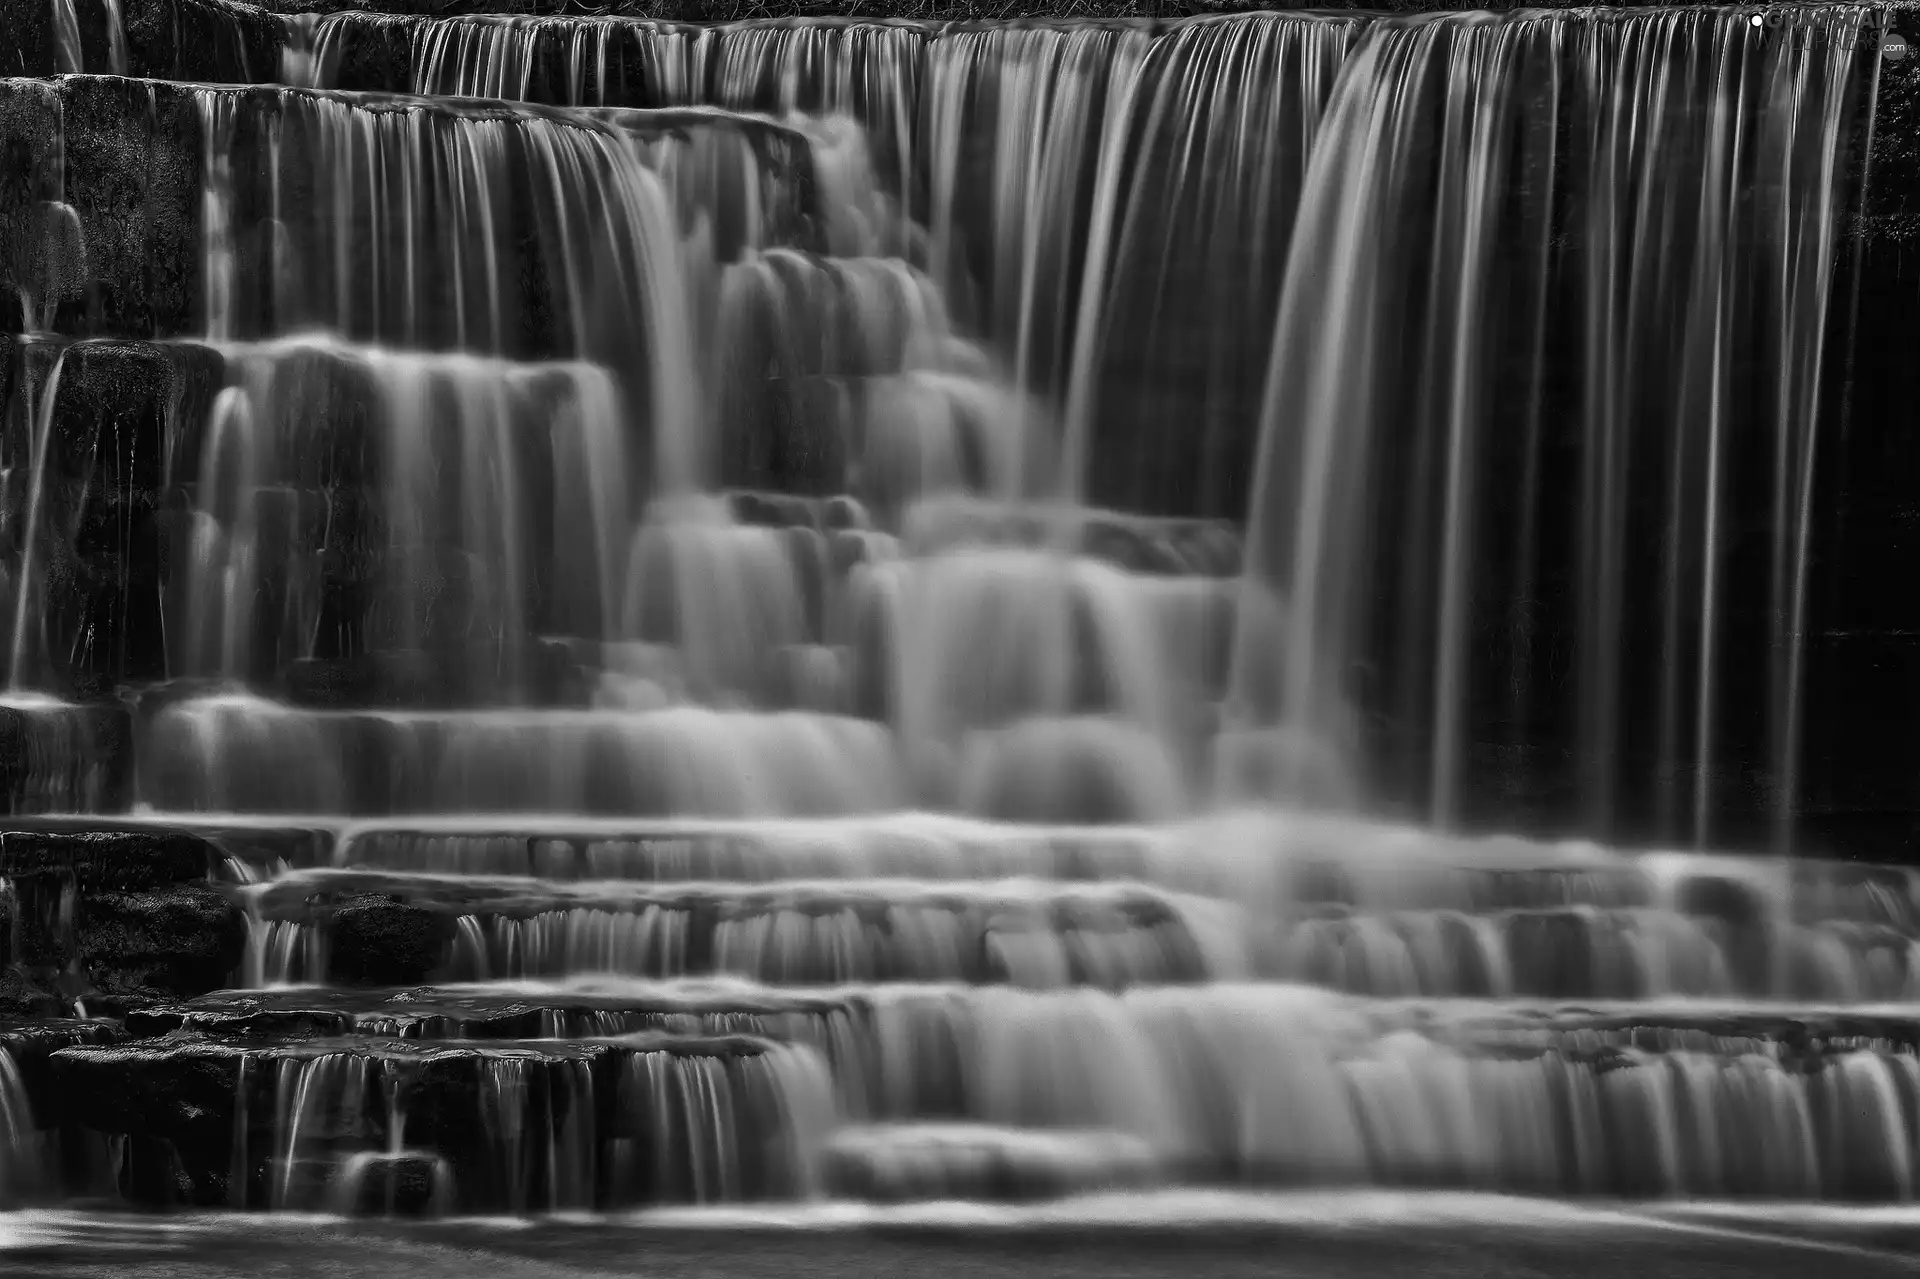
xmin=1235 ymin=9 xmax=1869 ymax=836
xmin=5 ymin=345 xmax=67 ymax=693
xmin=3 ymin=1 xmax=1912 ymax=1223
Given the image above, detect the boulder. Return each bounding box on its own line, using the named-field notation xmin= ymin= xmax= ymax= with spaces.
xmin=76 ymin=883 xmax=248 ymax=999
xmin=333 ymin=1151 xmax=455 ymax=1216
xmin=326 ymin=895 xmax=457 ymax=986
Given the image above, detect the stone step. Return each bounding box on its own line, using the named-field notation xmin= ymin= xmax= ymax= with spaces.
xmin=133 ymin=980 xmax=1920 ymax=1059
xmin=242 ymin=869 xmax=1237 ymax=988
xmin=0 ymin=822 xmax=273 ymax=1011
xmin=0 ymin=812 xmax=335 ymax=873
xmin=46 ymin=1024 xmax=824 ymax=1207
xmin=0 ymin=76 xmax=819 ymax=346
xmin=31 ymin=985 xmax=1920 ymax=1207
xmin=293 ymin=812 xmax=1916 ymax=928
xmin=234 ymin=864 xmax=1920 ymax=1001
xmin=13 ymin=809 xmax=1914 ymax=925
xmin=129 ymin=980 xmax=863 ymax=1040
xmin=0 ymin=1017 xmax=122 ymax=1117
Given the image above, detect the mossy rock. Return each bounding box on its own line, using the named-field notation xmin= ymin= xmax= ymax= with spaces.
xmin=327 ymin=894 xmax=458 ymax=985
xmin=76 ymin=883 xmax=248 ymax=999
xmin=0 ymin=826 xmax=215 ymax=889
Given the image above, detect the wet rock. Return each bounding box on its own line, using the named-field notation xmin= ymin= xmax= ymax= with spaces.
xmin=1 ymin=0 xmax=275 ymax=81
xmin=335 ymin=1152 xmax=455 ymax=1216
xmin=0 ymin=1018 xmax=123 ymax=1126
xmin=0 ymin=970 xmax=67 ymax=1020
xmin=326 ymin=895 xmax=458 ymax=987
xmin=76 ymin=883 xmax=247 ymax=999
xmin=0 ymin=0 xmax=56 ymax=77
xmin=0 ymin=78 xmax=204 ymax=340
xmin=2 ymin=339 xmax=226 ymax=689
xmin=0 ymin=827 xmax=216 ymax=890
xmin=122 ymin=0 xmax=285 ymax=82
xmin=1676 ymin=874 xmax=1775 ymax=930
xmin=115 ymin=1135 xmax=211 ymax=1207
xmin=49 ymin=1033 xmax=245 ymax=1140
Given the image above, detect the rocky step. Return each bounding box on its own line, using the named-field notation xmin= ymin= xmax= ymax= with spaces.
xmin=1 ymin=812 xmax=334 ymax=876
xmin=0 ymin=76 xmax=819 ymax=345
xmin=0 ymin=811 xmax=1908 ymax=1009
xmin=234 ymin=866 xmax=1920 ymax=999
xmin=44 ymin=1025 xmax=820 ymax=1208
xmin=128 ymin=980 xmax=1920 ymax=1068
xmin=130 ymin=981 xmax=864 ymax=1044
xmin=20 ymin=810 xmax=1898 ymax=933
xmin=0 ymin=823 xmax=300 ymax=1010
xmin=28 ymin=986 xmax=1920 ymax=1206
xmin=309 ymin=813 xmax=1901 ymax=926
xmin=0 ymin=1017 xmax=122 ymax=1116
xmin=0 ymin=819 xmax=326 ymax=886
xmin=241 ymin=869 xmax=1240 ymax=988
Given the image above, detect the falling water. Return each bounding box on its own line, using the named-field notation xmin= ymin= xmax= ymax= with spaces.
xmin=1234 ymin=8 xmax=1868 ymax=837
xmin=0 ymin=1047 xmax=40 ymax=1204
xmin=0 ymin=1 xmax=1907 ymax=1223
xmin=5 ymin=345 xmax=67 ymax=692
xmin=101 ymin=0 xmax=127 ymax=77
xmin=48 ymin=0 xmax=83 ymax=75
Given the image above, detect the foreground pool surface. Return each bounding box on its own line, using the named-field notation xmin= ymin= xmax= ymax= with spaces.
xmin=5 ymin=1195 xmax=1920 ymax=1278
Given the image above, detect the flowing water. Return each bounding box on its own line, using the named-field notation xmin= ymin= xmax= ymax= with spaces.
xmin=1 ymin=0 xmax=1916 ymax=1228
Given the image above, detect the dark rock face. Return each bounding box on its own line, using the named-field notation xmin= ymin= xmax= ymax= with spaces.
xmin=0 ymin=828 xmax=216 ymax=889
xmin=0 ymin=703 xmax=135 ymax=815
xmin=326 ymin=895 xmax=456 ymax=986
xmin=76 ymin=883 xmax=248 ymax=999
xmin=0 ymin=969 xmax=67 ymax=1019
xmin=49 ymin=1034 xmax=245 ymax=1139
xmin=1 ymin=338 xmax=227 ymax=693
xmin=0 ymin=78 xmax=205 ymax=339
xmin=0 ymin=828 xmax=240 ymax=1009
xmin=0 ymin=1018 xmax=123 ymax=1120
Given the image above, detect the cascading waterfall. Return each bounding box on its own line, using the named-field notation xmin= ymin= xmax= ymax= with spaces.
xmin=2 ymin=0 xmax=1914 ymax=1223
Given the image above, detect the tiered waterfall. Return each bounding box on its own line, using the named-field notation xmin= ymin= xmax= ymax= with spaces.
xmin=3 ymin=0 xmax=1920 ymax=1215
